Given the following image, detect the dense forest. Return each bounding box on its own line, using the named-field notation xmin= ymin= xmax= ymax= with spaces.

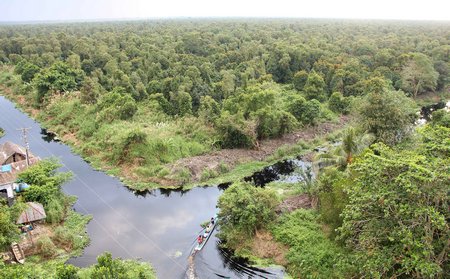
xmin=0 ymin=19 xmax=448 ymax=189
xmin=0 ymin=19 xmax=449 ymax=278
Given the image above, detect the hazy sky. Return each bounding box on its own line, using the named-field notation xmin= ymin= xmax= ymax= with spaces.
xmin=0 ymin=0 xmax=449 ymax=22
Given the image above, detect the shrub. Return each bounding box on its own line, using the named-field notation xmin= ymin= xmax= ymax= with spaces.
xmin=272 ymin=209 xmax=355 ymax=278
xmin=328 ymin=91 xmax=350 ymax=114
xmin=216 ymin=112 xmax=257 ymax=148
xmin=37 ymin=236 xmax=58 ymax=258
xmin=217 ymin=182 xmax=279 ymax=249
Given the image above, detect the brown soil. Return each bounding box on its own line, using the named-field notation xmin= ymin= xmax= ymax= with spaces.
xmin=18 ymin=223 xmax=53 ymax=256
xmin=251 ymin=230 xmax=288 ymax=266
xmin=169 ymin=116 xmax=349 ymax=185
xmin=276 ymin=194 xmax=312 ymax=214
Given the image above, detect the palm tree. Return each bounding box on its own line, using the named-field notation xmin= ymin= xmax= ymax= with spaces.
xmin=316 ymin=128 xmax=374 ymax=170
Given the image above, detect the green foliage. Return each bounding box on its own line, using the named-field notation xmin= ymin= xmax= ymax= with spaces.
xmin=302 ymin=99 xmax=322 ymax=125
xmin=328 ymin=91 xmax=350 ymax=114
xmin=339 ymin=140 xmax=449 ymax=278
xmin=97 ymin=90 xmax=137 ymax=122
xmin=33 ymin=61 xmax=84 ymax=104
xmin=316 ymin=128 xmax=374 ymax=169
xmin=198 ymin=95 xmax=221 ymax=123
xmin=292 ymin=70 xmax=308 ymax=91
xmin=272 ymin=209 xmax=355 ymax=278
xmin=217 ymin=182 xmax=279 ymax=249
xmin=14 ymin=60 xmax=40 ymax=82
xmin=0 ymin=127 xmax=4 ymax=138
xmin=359 ymin=83 xmax=416 ymax=144
xmin=78 ymin=252 xmax=156 ymax=279
xmin=216 ymin=112 xmax=257 ymax=148
xmin=400 ymin=53 xmax=439 ymax=97
xmin=20 ymin=159 xmax=72 ymax=206
xmin=304 ymin=71 xmax=327 ymax=101
xmin=431 ymin=108 xmax=450 ymax=128
xmin=36 ymin=236 xmax=58 ymax=259
xmin=56 ymin=263 xmax=80 ymax=279
xmin=0 ymin=204 xmax=21 ymax=249
xmin=169 ymin=90 xmax=192 ymax=116
xmin=287 ymin=96 xmax=322 ymax=125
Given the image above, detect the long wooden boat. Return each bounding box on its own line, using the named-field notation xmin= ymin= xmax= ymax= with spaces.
xmin=194 ymin=215 xmax=218 ymax=252
xmin=11 ymin=242 xmax=25 ymax=264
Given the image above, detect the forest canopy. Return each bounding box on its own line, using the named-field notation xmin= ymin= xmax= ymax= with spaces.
xmin=0 ymin=19 xmax=448 ymax=188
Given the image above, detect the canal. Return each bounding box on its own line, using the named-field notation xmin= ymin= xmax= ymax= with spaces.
xmin=0 ymin=96 xmax=289 ymax=278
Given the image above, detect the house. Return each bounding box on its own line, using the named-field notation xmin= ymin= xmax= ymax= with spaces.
xmin=0 ymin=141 xmax=40 ymax=205
xmin=16 ymin=202 xmax=46 ymax=224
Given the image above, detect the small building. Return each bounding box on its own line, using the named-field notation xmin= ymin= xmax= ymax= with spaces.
xmin=0 ymin=141 xmax=40 ymax=205
xmin=16 ymin=202 xmax=46 ymax=224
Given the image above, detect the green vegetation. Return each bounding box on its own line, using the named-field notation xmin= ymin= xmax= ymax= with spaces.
xmin=272 ymin=209 xmax=355 ymax=278
xmin=0 ymin=19 xmax=449 ymax=278
xmin=0 ymin=127 xmax=4 ymax=138
xmin=0 ymin=159 xmax=156 ymax=278
xmin=217 ymin=182 xmax=279 ymax=249
xmin=1 ymin=19 xmax=447 ymax=189
xmin=217 ymin=113 xmax=450 ymax=277
xmin=0 ymin=252 xmax=156 ymax=279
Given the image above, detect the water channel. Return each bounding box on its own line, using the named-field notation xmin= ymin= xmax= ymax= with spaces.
xmin=0 ymin=96 xmax=301 ymax=278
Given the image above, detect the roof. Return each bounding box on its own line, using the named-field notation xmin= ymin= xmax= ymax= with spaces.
xmin=0 ymin=141 xmax=28 ymax=165
xmin=0 ymin=157 xmax=40 ymax=186
xmin=0 ymin=141 xmax=39 ymax=186
xmin=16 ymin=202 xmax=47 ymax=224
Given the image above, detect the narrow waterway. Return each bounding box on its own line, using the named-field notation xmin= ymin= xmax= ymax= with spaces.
xmin=0 ymin=96 xmax=290 ymax=278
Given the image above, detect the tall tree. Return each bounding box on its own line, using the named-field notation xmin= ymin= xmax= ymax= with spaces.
xmin=400 ymin=53 xmax=438 ymax=97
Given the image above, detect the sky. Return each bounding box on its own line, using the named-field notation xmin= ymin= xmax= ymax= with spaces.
xmin=0 ymin=0 xmax=449 ymax=22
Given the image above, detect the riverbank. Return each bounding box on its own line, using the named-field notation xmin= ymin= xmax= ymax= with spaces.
xmin=0 ymin=68 xmax=349 ymax=191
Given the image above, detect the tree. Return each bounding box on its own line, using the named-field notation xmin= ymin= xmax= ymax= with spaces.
xmin=316 ymin=128 xmax=374 ymax=169
xmin=400 ymin=53 xmax=438 ymax=97
xmin=97 ymin=90 xmax=138 ymax=122
xmin=169 ymin=91 xmax=192 ymax=117
xmin=328 ymin=91 xmax=350 ymax=114
xmin=15 ymin=60 xmax=39 ymax=83
xmin=292 ymin=70 xmax=308 ymax=91
xmin=0 ymin=204 xmax=21 ymax=249
xmin=359 ymin=81 xmax=416 ymax=144
xmin=198 ymin=95 xmax=221 ymax=124
xmin=19 ymin=159 xmax=72 ymax=206
xmin=33 ymin=61 xmax=84 ymax=104
xmin=217 ymin=182 xmax=279 ymax=248
xmin=80 ymin=77 xmax=101 ymax=104
xmin=85 ymin=252 xmax=156 ymax=279
xmin=302 ymin=99 xmax=322 ymax=125
xmin=338 ymin=141 xmax=449 ymax=278
xmin=216 ymin=112 xmax=257 ymax=148
xmin=304 ymin=71 xmax=326 ymax=101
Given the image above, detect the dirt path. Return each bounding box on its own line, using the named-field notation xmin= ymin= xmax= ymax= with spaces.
xmin=169 ymin=116 xmax=349 ymax=184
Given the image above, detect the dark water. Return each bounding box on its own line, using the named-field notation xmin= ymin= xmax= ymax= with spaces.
xmin=0 ymin=96 xmax=293 ymax=278
xmin=420 ymin=101 xmax=446 ymax=121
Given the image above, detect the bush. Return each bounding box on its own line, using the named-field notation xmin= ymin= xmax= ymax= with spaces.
xmin=37 ymin=236 xmax=58 ymax=258
xmin=217 ymin=182 xmax=279 ymax=249
xmin=216 ymin=112 xmax=257 ymax=148
xmin=431 ymin=109 xmax=450 ymax=127
xmin=272 ymin=209 xmax=355 ymax=278
xmin=46 ymin=198 xmax=65 ymax=224
xmin=328 ymin=91 xmax=350 ymax=114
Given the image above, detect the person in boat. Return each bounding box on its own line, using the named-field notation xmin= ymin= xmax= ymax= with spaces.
xmin=197 ymin=235 xmax=203 ymax=244
xmin=210 ymin=217 xmax=215 ymax=225
xmin=203 ymin=232 xmax=208 ymax=239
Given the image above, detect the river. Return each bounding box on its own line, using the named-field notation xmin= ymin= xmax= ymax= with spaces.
xmin=0 ymin=96 xmax=288 ymax=279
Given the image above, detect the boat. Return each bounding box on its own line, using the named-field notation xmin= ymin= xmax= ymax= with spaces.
xmin=11 ymin=242 xmax=25 ymax=264
xmin=194 ymin=214 xmax=218 ymax=252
